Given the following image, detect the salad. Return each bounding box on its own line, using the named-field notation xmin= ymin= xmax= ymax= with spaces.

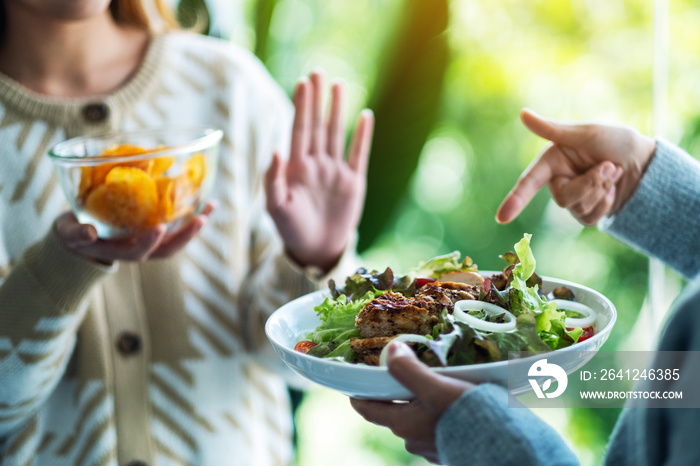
xmin=294 ymin=233 xmax=597 ymax=367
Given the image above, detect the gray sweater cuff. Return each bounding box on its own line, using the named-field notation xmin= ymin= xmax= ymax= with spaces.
xmin=436 ymin=383 xmax=578 ymax=466
xmin=600 ymin=139 xmax=700 ymax=279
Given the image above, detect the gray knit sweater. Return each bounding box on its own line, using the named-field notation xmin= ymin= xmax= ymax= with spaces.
xmin=435 ymin=139 xmax=700 ymax=466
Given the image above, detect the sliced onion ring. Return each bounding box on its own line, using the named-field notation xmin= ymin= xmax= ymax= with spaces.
xmin=378 ymin=334 xmax=432 ymax=367
xmin=551 ymin=299 xmax=596 ymax=329
xmin=453 ymin=300 xmax=516 ymax=333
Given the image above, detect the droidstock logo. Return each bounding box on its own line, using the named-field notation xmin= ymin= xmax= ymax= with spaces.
xmin=528 ymin=358 xmax=568 ymax=399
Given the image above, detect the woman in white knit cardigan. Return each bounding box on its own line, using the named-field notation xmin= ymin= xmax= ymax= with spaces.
xmin=0 ymin=0 xmax=372 ymax=464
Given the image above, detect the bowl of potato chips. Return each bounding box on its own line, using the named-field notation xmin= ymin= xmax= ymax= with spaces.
xmin=49 ymin=127 xmax=222 ymax=239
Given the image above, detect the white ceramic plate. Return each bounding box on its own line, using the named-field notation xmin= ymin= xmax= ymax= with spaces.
xmin=265 ymin=274 xmax=616 ymax=400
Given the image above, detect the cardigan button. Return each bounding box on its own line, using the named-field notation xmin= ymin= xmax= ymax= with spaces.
xmin=82 ymin=102 xmax=109 ymax=123
xmin=116 ymin=331 xmax=141 ymax=356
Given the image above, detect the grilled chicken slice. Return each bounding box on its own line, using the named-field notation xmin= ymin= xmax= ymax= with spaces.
xmin=355 ymin=291 xmax=442 ymax=338
xmin=416 ymin=281 xmax=479 ymax=313
xmin=437 ymin=271 xmax=485 ymax=288
xmin=350 ymin=336 xmax=396 ymax=366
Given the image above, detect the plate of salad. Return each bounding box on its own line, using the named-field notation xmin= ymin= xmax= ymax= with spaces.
xmin=265 ymin=234 xmax=616 ymax=400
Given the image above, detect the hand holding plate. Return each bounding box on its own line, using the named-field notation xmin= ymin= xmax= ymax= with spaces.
xmin=350 ymin=341 xmax=471 ymax=464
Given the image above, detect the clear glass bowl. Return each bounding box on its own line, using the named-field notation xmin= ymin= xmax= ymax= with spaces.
xmin=48 ymin=127 xmax=222 ymax=239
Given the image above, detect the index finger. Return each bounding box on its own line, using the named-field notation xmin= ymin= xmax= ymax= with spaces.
xmin=495 ymin=144 xmax=575 ymax=224
xmin=496 ymin=151 xmax=555 ymax=224
xmin=150 ymin=216 xmax=207 ymax=259
xmin=350 ymin=398 xmax=412 ymax=428
xmin=521 ymin=108 xmax=593 ymax=147
xmin=150 ymin=202 xmax=215 ymax=259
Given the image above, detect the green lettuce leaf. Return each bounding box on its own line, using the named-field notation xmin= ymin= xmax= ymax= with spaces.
xmin=510 ymin=234 xmax=547 ymax=313
xmin=423 ymin=328 xmax=462 ymax=366
xmin=535 ymin=302 xmax=564 ymax=333
xmin=412 ymin=251 xmax=478 ymax=279
xmin=329 ymin=267 xmax=414 ymax=300
xmin=484 ymin=314 xmax=551 ymax=356
xmin=325 ymin=339 xmax=357 ymax=361
xmin=445 ymin=322 xmax=484 ymax=366
xmin=513 ymin=233 xmax=536 ymax=281
xmin=509 ymin=233 xmax=582 ymax=350
xmin=307 ymin=293 xmax=372 ymax=344
xmin=538 ymin=315 xmax=583 ymax=350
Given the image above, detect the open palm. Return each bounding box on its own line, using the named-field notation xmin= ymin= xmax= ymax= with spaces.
xmin=265 ymin=71 xmax=374 ymax=272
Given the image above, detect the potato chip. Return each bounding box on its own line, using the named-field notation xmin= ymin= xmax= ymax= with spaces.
xmin=101 ymin=144 xmax=149 ymax=157
xmin=172 ymin=172 xmax=197 ymax=207
xmin=104 ymin=167 xmax=159 ymax=229
xmin=78 ymin=166 xmax=92 ymax=201
xmin=83 ymin=167 xmax=159 ymax=229
xmin=89 ymin=145 xmax=155 ymax=186
xmin=90 ymin=163 xmax=115 ymax=187
xmin=151 ymin=156 xmax=175 ymax=177
xmin=78 ymin=143 xmax=206 ymax=233
xmin=92 ymin=160 xmax=154 ymax=187
xmin=155 ymin=177 xmax=175 ymax=222
xmin=184 ymin=153 xmax=206 ymax=188
xmin=84 ymin=184 xmax=112 ymax=224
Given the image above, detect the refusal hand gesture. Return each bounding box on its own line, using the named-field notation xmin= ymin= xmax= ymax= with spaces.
xmin=496 ymin=109 xmax=656 ymax=226
xmin=265 ymin=71 xmax=374 ymax=272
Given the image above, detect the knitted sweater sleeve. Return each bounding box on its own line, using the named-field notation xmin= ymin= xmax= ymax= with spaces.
xmin=436 ymin=384 xmax=579 ymax=466
xmin=0 ymin=230 xmax=113 ymax=438
xmin=600 ymin=139 xmax=700 ymax=279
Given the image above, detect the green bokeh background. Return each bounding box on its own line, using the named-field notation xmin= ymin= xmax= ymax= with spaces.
xmin=183 ymin=0 xmax=697 ymax=463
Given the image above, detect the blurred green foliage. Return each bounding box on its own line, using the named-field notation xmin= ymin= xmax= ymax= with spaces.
xmin=199 ymin=0 xmax=700 ymax=464
xmin=359 ymin=0 xmax=450 ymax=252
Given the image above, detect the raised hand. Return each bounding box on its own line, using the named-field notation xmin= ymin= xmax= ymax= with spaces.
xmin=350 ymin=342 xmax=471 ymax=463
xmin=496 ymin=109 xmax=656 ymax=226
xmin=55 ymin=202 xmax=214 ymax=263
xmin=265 ymin=71 xmax=374 ymax=272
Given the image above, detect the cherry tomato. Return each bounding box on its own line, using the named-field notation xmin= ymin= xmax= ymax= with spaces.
xmin=572 ymin=326 xmax=595 ymax=342
xmin=294 ymin=341 xmax=318 ymax=354
xmin=415 ymin=277 xmax=437 ymax=288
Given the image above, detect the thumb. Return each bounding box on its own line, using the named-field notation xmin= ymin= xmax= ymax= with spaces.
xmin=386 ymin=342 xmax=470 ymax=412
xmin=264 ymin=152 xmax=287 ymax=213
xmin=54 ymin=212 xmax=98 ymax=248
xmin=520 ymin=108 xmax=589 ymax=146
